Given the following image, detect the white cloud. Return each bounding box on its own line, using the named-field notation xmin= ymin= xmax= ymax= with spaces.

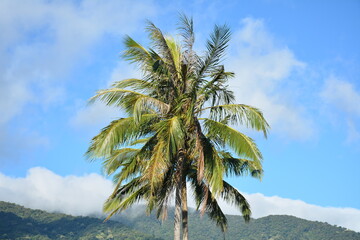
xmin=0 ymin=167 xmax=113 ymax=216
xmin=228 ymin=18 xmax=313 ymax=139
xmin=321 ymin=76 xmax=360 ymax=116
xmin=0 ymin=0 xmax=157 ymax=160
xmin=215 ymin=193 xmax=360 ymax=232
xmin=1 ymin=167 xmax=359 ymax=232
xmin=0 ymin=0 xmax=156 ymax=125
xmin=320 ymin=76 xmax=360 ymax=143
xmin=0 ymin=80 xmax=32 ymax=125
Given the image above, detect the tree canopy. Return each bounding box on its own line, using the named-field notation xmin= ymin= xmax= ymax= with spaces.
xmin=86 ymin=15 xmax=269 ymax=240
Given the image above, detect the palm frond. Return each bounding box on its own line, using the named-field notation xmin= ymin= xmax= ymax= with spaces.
xmin=219 ymin=151 xmax=263 ymax=179
xmin=155 ymin=167 xmax=176 ymax=220
xmin=104 ymin=178 xmax=148 ymax=221
xmin=102 ymin=148 xmax=139 ymax=176
xmin=142 ymin=140 xmax=169 ymax=192
xmin=146 ymin=21 xmax=180 ymax=87
xmin=129 ymin=137 xmax=151 ymax=146
xmin=178 ymin=13 xmax=195 ymax=54
xmin=89 ymin=88 xmax=169 ymax=115
xmin=122 ymin=36 xmax=155 ymax=71
xmin=111 ymin=78 xmax=153 ymax=92
xmin=178 ymin=14 xmax=198 ymax=87
xmin=165 ymin=37 xmax=182 ymax=78
xmin=85 ymin=114 xmax=157 ymax=159
xmin=221 ymin=181 xmax=251 ymax=222
xmin=201 ymin=118 xmax=263 ymax=162
xmin=195 ymin=66 xmax=235 ymax=109
xmin=200 ymin=104 xmax=270 ymax=137
xmin=189 ymin=174 xmax=228 ymax=232
xmin=111 ymin=152 xmax=144 ymax=186
xmin=154 ymin=116 xmax=185 ymax=157
xmin=198 ymin=24 xmax=231 ymax=78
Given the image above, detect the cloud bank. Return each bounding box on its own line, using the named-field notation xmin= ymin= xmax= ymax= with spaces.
xmin=215 ymin=193 xmax=360 ymax=233
xmin=0 ymin=0 xmax=157 ymax=162
xmin=0 ymin=0 xmax=156 ymax=125
xmin=227 ymin=18 xmax=313 ymax=140
xmin=0 ymin=167 xmax=113 ymax=216
xmin=1 ymin=167 xmax=359 ymax=232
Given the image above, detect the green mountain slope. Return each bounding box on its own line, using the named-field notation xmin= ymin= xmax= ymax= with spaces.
xmin=0 ymin=201 xmax=161 ymax=240
xmin=113 ymin=206 xmax=360 ymax=240
xmin=1 ymin=201 xmax=359 ymax=240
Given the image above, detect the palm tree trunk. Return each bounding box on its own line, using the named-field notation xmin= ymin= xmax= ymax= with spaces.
xmin=181 ymin=178 xmax=188 ymax=240
xmin=174 ymin=154 xmax=185 ymax=240
xmin=174 ymin=183 xmax=182 ymax=240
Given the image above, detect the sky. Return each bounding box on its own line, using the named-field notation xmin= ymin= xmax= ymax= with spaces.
xmin=0 ymin=0 xmax=360 ymax=232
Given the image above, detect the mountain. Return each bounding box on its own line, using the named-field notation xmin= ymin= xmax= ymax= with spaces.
xmin=0 ymin=201 xmax=161 ymax=240
xmin=1 ymin=201 xmax=359 ymax=240
xmin=113 ymin=206 xmax=360 ymax=240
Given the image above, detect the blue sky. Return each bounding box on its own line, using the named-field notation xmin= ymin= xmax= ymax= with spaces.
xmin=0 ymin=0 xmax=360 ymax=231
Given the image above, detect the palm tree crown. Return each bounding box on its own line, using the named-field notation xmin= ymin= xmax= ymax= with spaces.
xmin=86 ymin=15 xmax=269 ymax=240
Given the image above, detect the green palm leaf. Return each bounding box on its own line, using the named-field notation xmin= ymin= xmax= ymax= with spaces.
xmin=90 ymin=88 xmax=169 ymax=115
xmin=86 ymin=114 xmax=157 ymax=159
xmin=198 ymin=24 xmax=231 ymax=78
xmin=102 ymin=148 xmax=139 ymax=176
xmin=200 ymin=104 xmax=270 ymax=137
xmin=221 ymin=180 xmax=251 ymax=222
xmin=202 ymin=118 xmax=263 ymax=162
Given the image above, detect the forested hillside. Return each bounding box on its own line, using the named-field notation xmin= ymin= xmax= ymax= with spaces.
xmin=0 ymin=201 xmax=161 ymax=240
xmin=1 ymin=201 xmax=359 ymax=240
xmin=114 ymin=206 xmax=360 ymax=240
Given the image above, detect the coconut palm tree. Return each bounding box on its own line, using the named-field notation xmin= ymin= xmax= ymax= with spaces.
xmin=86 ymin=15 xmax=269 ymax=240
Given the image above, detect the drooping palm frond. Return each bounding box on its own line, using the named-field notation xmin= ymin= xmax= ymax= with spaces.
xmin=142 ymin=140 xmax=169 ymax=192
xmin=189 ymin=173 xmax=228 ymax=232
xmin=129 ymin=137 xmax=152 ymax=146
xmin=122 ymin=36 xmax=156 ymax=72
xmin=102 ymin=148 xmax=139 ymax=176
xmin=221 ymin=180 xmax=251 ymax=222
xmin=140 ymin=116 xmax=185 ymax=194
xmin=219 ymin=151 xmax=263 ymax=179
xmin=109 ymin=135 xmax=160 ymax=188
xmin=197 ymin=133 xmax=225 ymax=196
xmin=155 ymin=166 xmax=176 ymax=220
xmin=205 ymin=195 xmax=228 ymax=232
xmin=85 ymin=114 xmax=158 ymax=159
xmin=104 ymin=177 xmax=149 ymax=221
xmin=110 ymin=152 xmax=143 ymax=186
xmin=201 ymin=118 xmax=263 ymax=162
xmin=200 ymin=104 xmax=270 ymax=137
xmin=111 ymin=78 xmax=153 ymax=92
xmin=89 ymin=88 xmax=169 ymax=115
